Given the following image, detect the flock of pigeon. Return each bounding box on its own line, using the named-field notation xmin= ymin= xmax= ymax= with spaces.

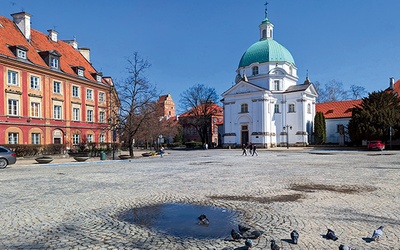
xmin=197 ymin=214 xmax=384 ymax=249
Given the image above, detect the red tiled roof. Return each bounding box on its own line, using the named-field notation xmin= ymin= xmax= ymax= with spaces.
xmin=0 ymin=14 xmax=101 ymax=83
xmin=392 ymin=79 xmax=400 ymax=96
xmin=180 ymin=103 xmax=223 ymax=117
xmin=316 ymin=100 xmax=362 ymax=119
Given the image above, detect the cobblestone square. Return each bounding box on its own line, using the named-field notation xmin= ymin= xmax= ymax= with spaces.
xmin=0 ymin=149 xmax=399 ymax=249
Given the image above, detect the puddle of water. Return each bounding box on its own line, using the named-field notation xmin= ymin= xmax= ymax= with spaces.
xmin=119 ymin=202 xmax=239 ymax=239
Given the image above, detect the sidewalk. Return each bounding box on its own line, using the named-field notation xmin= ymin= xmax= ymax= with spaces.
xmin=13 ymin=149 xmax=153 ymax=166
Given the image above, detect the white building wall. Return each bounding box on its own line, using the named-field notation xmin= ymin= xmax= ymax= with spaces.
xmin=326 ymin=118 xmax=351 ymax=144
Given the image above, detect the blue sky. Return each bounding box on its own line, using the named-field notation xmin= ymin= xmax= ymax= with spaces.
xmin=2 ymin=0 xmax=400 ymax=113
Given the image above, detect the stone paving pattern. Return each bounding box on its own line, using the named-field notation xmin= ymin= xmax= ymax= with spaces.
xmin=0 ymin=149 xmax=399 ymax=249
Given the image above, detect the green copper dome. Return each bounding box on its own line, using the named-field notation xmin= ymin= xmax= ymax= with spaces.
xmin=238 ymin=38 xmax=295 ymax=68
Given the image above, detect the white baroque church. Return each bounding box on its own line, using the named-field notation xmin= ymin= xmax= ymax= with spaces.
xmin=222 ymin=13 xmax=318 ymax=148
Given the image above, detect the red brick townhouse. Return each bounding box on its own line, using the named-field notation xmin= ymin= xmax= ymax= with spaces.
xmin=179 ymin=103 xmax=223 ymax=147
xmin=0 ymin=12 xmax=119 ymax=148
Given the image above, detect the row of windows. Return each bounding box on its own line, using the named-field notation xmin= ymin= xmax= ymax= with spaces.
xmin=7 ymin=132 xmax=106 ymax=145
xmin=240 ymin=103 xmax=312 ymax=114
xmin=7 ymin=99 xmax=106 ymax=122
xmin=7 ymin=70 xmax=106 ymax=102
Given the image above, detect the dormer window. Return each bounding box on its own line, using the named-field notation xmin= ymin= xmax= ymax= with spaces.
xmin=9 ymin=45 xmax=28 ymax=59
xmin=17 ymin=49 xmax=26 ymax=59
xmin=39 ymin=50 xmax=61 ymax=70
xmin=91 ymin=72 xmax=103 ymax=83
xmin=50 ymin=57 xmax=59 ymax=69
xmin=72 ymin=66 xmax=85 ymax=77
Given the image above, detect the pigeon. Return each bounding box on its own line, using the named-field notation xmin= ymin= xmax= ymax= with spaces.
xmin=238 ymin=224 xmax=251 ymax=234
xmin=290 ymin=230 xmax=299 ymax=244
xmin=245 ymin=238 xmax=253 ymax=248
xmin=231 ymin=229 xmax=242 ymax=241
xmin=339 ymin=244 xmax=356 ymax=250
xmin=197 ymin=214 xmax=209 ymax=226
xmin=270 ymin=239 xmax=280 ymax=250
xmin=372 ymin=225 xmax=384 ymax=241
xmin=242 ymin=230 xmax=264 ymax=239
xmin=326 ymin=229 xmax=338 ymax=241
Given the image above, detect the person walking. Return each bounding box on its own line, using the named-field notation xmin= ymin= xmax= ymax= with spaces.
xmin=160 ymin=146 xmax=165 ymax=158
xmin=248 ymin=142 xmax=252 ymax=155
xmin=241 ymin=144 xmax=247 ymax=156
xmin=252 ymin=144 xmax=258 ymax=156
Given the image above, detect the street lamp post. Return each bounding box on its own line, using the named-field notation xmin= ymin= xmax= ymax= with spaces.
xmin=283 ymin=125 xmax=292 ymax=149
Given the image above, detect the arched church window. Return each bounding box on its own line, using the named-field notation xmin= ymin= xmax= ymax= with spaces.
xmin=252 ymin=66 xmax=259 ymax=75
xmin=288 ymin=104 xmax=295 ymax=113
xmin=262 ymin=29 xmax=267 ymax=38
xmin=307 ymin=103 xmax=311 ymax=114
xmin=241 ymin=103 xmax=248 ymax=113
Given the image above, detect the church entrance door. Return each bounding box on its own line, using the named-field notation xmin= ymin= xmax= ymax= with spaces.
xmin=241 ymin=125 xmax=249 ymax=145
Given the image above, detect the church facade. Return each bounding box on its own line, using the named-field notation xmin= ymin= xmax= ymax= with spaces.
xmin=222 ymin=14 xmax=317 ymax=148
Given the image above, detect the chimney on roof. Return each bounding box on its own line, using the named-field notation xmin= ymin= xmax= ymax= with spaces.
xmin=47 ymin=29 xmax=58 ymax=42
xmin=64 ymin=39 xmax=78 ymax=49
xmin=11 ymin=12 xmax=31 ymax=41
xmin=390 ymin=77 xmax=395 ymax=90
xmin=78 ymin=48 xmax=90 ymax=62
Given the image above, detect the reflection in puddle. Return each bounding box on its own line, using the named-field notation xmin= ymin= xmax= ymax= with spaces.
xmin=119 ymin=203 xmax=239 ymax=239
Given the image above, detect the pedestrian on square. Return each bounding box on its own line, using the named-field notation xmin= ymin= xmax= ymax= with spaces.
xmin=248 ymin=142 xmax=252 ymax=155
xmin=160 ymin=146 xmax=164 ymax=158
xmin=252 ymin=144 xmax=258 ymax=156
xmin=242 ymin=144 xmax=247 ymax=156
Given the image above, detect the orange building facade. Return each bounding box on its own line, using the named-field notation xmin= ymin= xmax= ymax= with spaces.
xmin=0 ymin=12 xmax=118 ymax=148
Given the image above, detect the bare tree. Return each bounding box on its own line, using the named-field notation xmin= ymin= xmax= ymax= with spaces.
xmin=179 ymin=84 xmax=220 ymax=144
xmin=349 ymin=84 xmax=367 ymax=99
xmin=116 ymin=52 xmax=158 ymax=156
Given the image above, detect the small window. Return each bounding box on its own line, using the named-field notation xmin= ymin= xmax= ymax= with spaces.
xmin=99 ymin=111 xmax=105 ymax=123
xmin=252 ymin=66 xmax=259 ymax=75
xmin=73 ymin=108 xmax=80 ymax=121
xmin=50 ymin=57 xmax=59 ymax=69
xmin=7 ymin=70 xmax=19 ymax=86
xmin=54 ymin=105 xmax=62 ymax=119
xmin=87 ymin=110 xmax=93 ymax=122
xmin=274 ymin=80 xmax=280 ymax=91
xmin=307 ymin=103 xmax=311 ymax=114
xmin=8 ymin=132 xmax=19 ymax=144
xmin=99 ymin=134 xmax=105 ymax=143
xmin=8 ymin=99 xmax=19 ymax=116
xmin=241 ymin=103 xmax=248 ymax=113
xmin=288 ymin=104 xmax=295 ymax=113
xmin=274 ymin=104 xmax=280 ymax=113
xmin=30 ymin=76 xmax=40 ymax=90
xmin=72 ymin=86 xmax=79 ymax=98
xmin=31 ymin=102 xmax=40 ymax=117
xmin=99 ymin=92 xmax=105 ymax=102
xmin=77 ymin=69 xmax=84 ymax=77
xmin=53 ymin=81 xmax=62 ymax=94
xmin=32 ymin=133 xmax=40 ymax=144
xmin=73 ymin=134 xmax=80 ymax=145
xmin=262 ymin=29 xmax=267 ymax=38
xmin=17 ymin=49 xmax=27 ymax=59
xmin=87 ymin=134 xmax=93 ymax=143
xmin=86 ymin=89 xmax=93 ymax=100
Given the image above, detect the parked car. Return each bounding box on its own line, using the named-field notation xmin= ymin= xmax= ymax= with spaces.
xmin=367 ymin=140 xmax=385 ymax=151
xmin=0 ymin=146 xmax=17 ymax=168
